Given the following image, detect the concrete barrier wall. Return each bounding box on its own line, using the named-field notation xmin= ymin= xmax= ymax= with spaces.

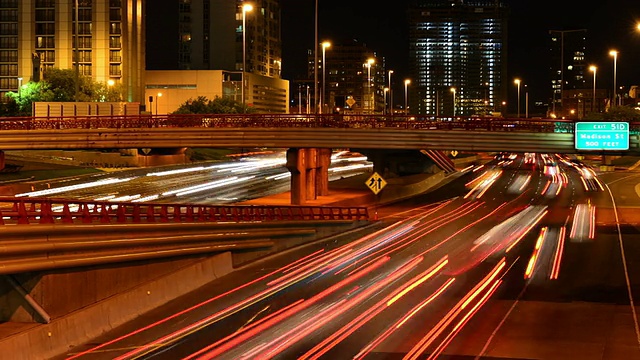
xmin=0 ymin=255 xmax=209 ymax=322
xmin=0 ymin=252 xmax=233 ymax=360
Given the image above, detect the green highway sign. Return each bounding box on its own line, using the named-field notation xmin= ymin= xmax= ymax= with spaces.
xmin=574 ymin=122 xmax=629 ymax=151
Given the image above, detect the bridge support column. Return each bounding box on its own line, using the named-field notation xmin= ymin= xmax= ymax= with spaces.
xmin=0 ymin=150 xmax=4 ymax=171
xmin=315 ymin=148 xmax=331 ymax=196
xmin=286 ymin=148 xmax=332 ymax=205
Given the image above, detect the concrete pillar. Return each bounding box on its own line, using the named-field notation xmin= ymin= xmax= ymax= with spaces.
xmin=286 ymin=148 xmax=307 ymax=205
xmin=286 ymin=148 xmax=333 ymax=205
xmin=0 ymin=150 xmax=4 ymax=171
xmin=305 ymin=148 xmax=317 ymax=201
xmin=315 ymin=148 xmax=332 ymax=196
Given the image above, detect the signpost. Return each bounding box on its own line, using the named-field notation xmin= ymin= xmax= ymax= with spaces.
xmin=365 ymin=172 xmax=387 ymax=220
xmin=574 ymin=122 xmax=629 ymax=151
xmin=365 ymin=172 xmax=387 ymax=195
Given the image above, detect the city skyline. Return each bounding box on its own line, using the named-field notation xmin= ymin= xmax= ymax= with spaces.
xmin=278 ymin=0 xmax=640 ymax=108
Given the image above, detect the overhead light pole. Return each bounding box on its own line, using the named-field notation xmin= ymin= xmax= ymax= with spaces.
xmin=514 ymin=78 xmax=521 ymax=117
xmin=365 ymin=58 xmax=375 ymax=113
xmin=314 ymin=0 xmax=318 ymax=114
xmin=383 ymin=87 xmax=389 ymax=115
xmin=306 ymin=85 xmax=310 ymax=114
xmin=404 ymin=79 xmax=411 ymax=115
xmin=388 ymin=70 xmax=393 ymax=115
xmin=242 ymin=3 xmax=253 ymax=113
xmin=74 ymin=0 xmax=79 ymax=102
xmin=590 ymin=65 xmax=597 ymax=113
xmin=525 ymin=84 xmax=529 ymax=118
xmin=321 ymin=41 xmax=331 ymax=114
xmin=156 ymin=92 xmax=162 ymax=115
xmin=609 ymin=50 xmax=618 ymax=107
xmin=450 ymin=87 xmax=456 ymax=116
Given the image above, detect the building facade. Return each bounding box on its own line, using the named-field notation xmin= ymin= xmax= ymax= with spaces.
xmin=177 ymin=0 xmax=282 ymax=79
xmin=548 ymin=29 xmax=587 ymax=117
xmin=408 ymin=0 xmax=508 ymax=116
xmin=295 ymin=40 xmax=384 ymax=114
xmin=146 ymin=70 xmax=288 ymax=114
xmin=1 ymin=0 xmax=145 ymax=102
xmin=149 ymin=0 xmax=287 ymax=112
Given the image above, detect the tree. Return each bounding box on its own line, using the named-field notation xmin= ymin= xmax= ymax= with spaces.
xmin=5 ymin=81 xmax=54 ymax=116
xmin=172 ymin=96 xmax=255 ymax=114
xmin=2 ymin=68 xmax=124 ymax=117
xmin=602 ymin=106 xmax=640 ymax=122
xmin=583 ymin=105 xmax=640 ymax=122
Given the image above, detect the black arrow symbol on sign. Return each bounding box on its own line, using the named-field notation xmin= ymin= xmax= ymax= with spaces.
xmin=369 ymin=178 xmax=376 ymax=188
xmin=377 ymin=178 xmax=383 ymax=189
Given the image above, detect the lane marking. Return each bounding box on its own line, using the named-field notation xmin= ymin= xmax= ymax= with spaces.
xmin=605 ymin=182 xmax=640 ymax=349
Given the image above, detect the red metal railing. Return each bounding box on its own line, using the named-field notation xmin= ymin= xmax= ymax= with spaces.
xmin=0 ymin=197 xmax=370 ymax=225
xmin=0 ymin=113 xmax=620 ymax=133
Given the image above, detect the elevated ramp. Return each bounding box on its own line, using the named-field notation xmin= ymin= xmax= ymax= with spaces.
xmin=421 ymin=149 xmax=457 ymax=173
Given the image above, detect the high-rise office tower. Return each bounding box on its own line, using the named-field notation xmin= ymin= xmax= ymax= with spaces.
xmin=177 ymin=0 xmax=282 ymax=78
xmin=1 ymin=0 xmax=145 ymax=102
xmin=408 ymin=0 xmax=508 ymax=116
xmin=302 ymin=39 xmax=383 ymax=114
xmin=548 ymin=29 xmax=587 ymax=116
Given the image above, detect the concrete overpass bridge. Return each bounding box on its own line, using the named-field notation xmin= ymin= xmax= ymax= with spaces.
xmin=1 ymin=114 xmax=638 ymax=356
xmin=1 ymin=114 xmax=638 ymax=204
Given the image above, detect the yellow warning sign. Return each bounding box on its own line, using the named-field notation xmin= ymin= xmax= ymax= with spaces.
xmin=365 ymin=172 xmax=387 ymax=195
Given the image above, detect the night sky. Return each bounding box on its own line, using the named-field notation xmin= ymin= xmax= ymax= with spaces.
xmin=148 ymin=1 xmax=640 ymax=108
xmin=280 ymin=0 xmax=640 ymax=106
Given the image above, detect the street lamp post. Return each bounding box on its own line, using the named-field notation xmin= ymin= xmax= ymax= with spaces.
xmin=298 ymin=85 xmax=302 ymax=113
xmin=609 ymin=50 xmax=617 ymax=107
xmin=404 ymin=79 xmax=411 ymax=115
xmin=450 ymin=87 xmax=456 ymax=116
xmin=314 ymin=0 xmax=318 ymax=114
xmin=525 ymin=84 xmax=529 ymax=118
xmin=156 ymin=93 xmax=162 ymax=115
xmin=590 ymin=65 xmax=597 ymax=113
xmin=514 ymin=78 xmax=521 ymax=117
xmin=388 ymin=70 xmax=393 ymax=115
xmin=17 ymin=77 xmax=22 ymax=100
xmin=383 ymin=87 xmax=388 ymax=115
xmin=306 ymin=85 xmax=310 ymax=114
xmin=74 ymin=0 xmax=79 ymax=102
xmin=242 ymin=3 xmax=253 ymax=113
xmin=321 ymin=41 xmax=331 ymax=114
xmin=365 ymin=58 xmax=375 ymax=113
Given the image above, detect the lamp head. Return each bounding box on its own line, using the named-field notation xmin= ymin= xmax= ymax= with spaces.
xmin=242 ymin=3 xmax=253 ymax=12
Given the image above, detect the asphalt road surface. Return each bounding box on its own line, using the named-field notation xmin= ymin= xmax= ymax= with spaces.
xmin=57 ymin=153 xmax=640 ymax=360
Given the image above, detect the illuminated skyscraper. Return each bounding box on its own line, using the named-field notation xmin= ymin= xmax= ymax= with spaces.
xmin=2 ymin=0 xmax=145 ymax=102
xmin=408 ymin=0 xmax=508 ymax=116
xmin=548 ymin=29 xmax=587 ymax=116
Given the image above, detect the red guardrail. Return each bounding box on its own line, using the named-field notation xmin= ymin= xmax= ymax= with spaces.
xmin=0 ymin=197 xmax=370 ymax=225
xmin=0 ymin=113 xmax=609 ymax=133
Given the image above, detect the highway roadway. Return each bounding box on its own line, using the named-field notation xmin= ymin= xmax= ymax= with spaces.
xmin=11 ymin=150 xmax=372 ymax=204
xmin=56 ymin=153 xmax=640 ymax=359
